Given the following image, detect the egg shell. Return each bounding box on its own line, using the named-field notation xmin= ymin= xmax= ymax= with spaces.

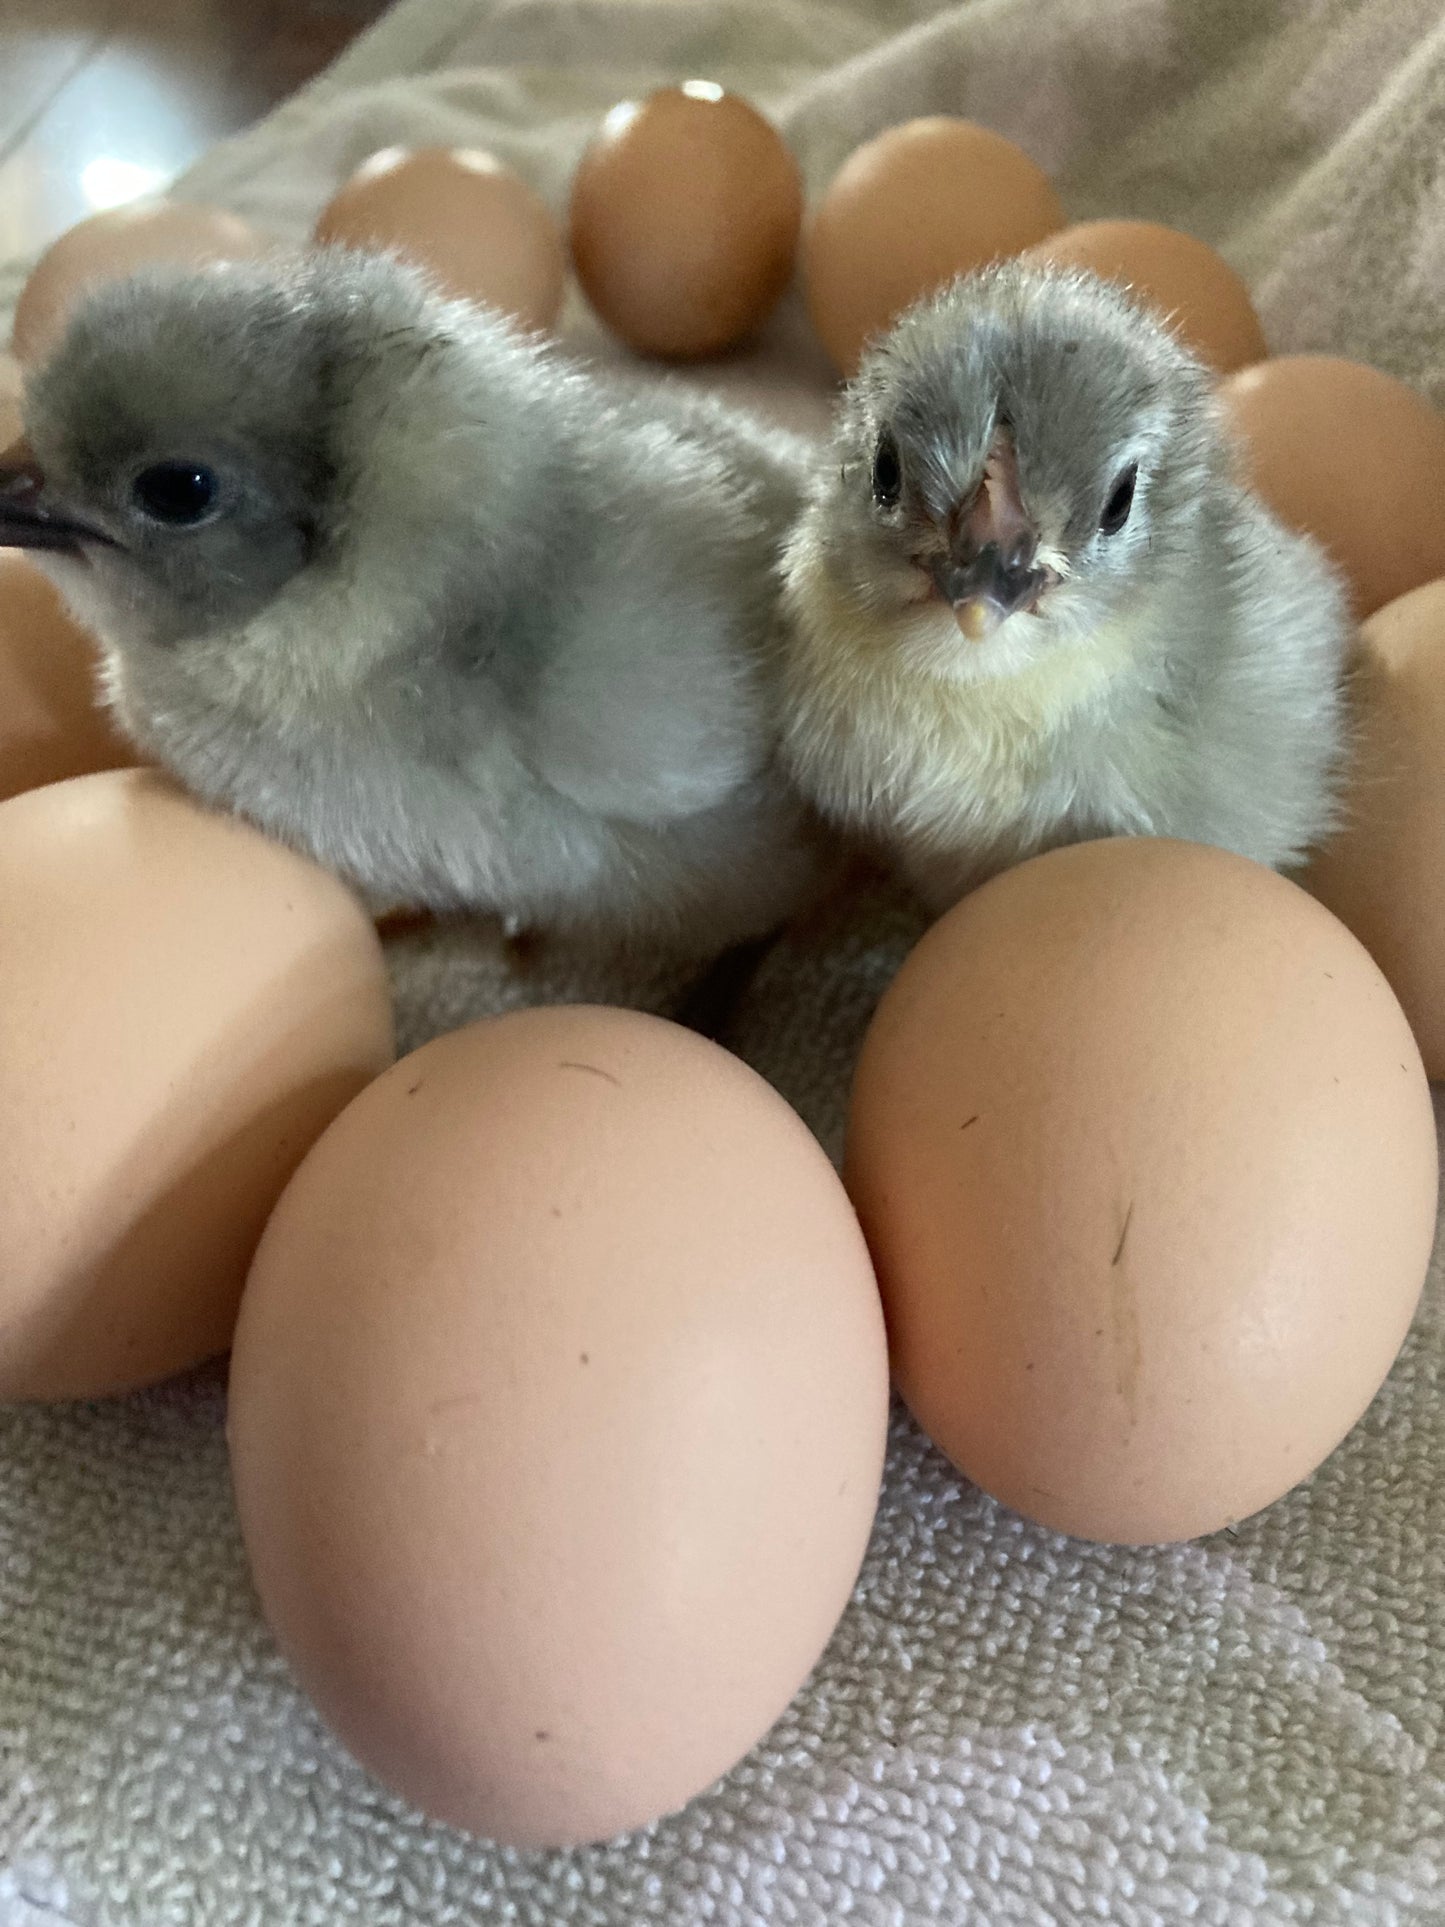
xmin=804 ymin=117 xmax=1065 ymax=377
xmin=847 ymin=837 xmax=1436 ymax=1546
xmin=228 ymin=1005 xmax=888 ymax=1847
xmin=1024 ymin=220 xmax=1266 ymax=373
xmin=12 ymin=200 xmax=270 ymax=366
xmin=1220 ymin=355 xmax=1445 ymax=619
xmin=0 ymin=552 xmax=136 ymax=802
xmin=1305 ymin=579 xmax=1445 ymax=1077
xmin=314 ymin=147 xmax=566 ymax=334
xmin=569 ymin=85 xmax=802 ymax=359
xmin=0 ymin=769 xmax=394 ymax=1400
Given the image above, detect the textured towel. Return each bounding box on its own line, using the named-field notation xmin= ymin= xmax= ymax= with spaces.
xmin=3 ymin=2 xmax=1445 ymax=1922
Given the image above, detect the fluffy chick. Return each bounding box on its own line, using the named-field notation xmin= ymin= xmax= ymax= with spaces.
xmin=1 ymin=249 xmax=831 ymax=956
xmin=779 ymin=260 xmax=1352 ymax=910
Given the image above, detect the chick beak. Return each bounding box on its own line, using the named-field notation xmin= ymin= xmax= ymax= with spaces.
xmin=931 ymin=429 xmax=1050 ymax=641
xmin=931 ymin=541 xmax=1045 ymax=641
xmin=0 ymin=441 xmax=109 ymax=555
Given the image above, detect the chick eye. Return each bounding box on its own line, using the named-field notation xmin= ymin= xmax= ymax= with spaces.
xmin=871 ymin=430 xmax=903 ymax=509
xmin=1099 ymin=462 xmax=1138 ymax=536
xmin=132 ymin=461 xmax=220 ymax=527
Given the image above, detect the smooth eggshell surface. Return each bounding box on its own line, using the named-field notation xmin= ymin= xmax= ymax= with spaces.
xmin=847 ymin=838 xmax=1436 ymax=1545
xmin=314 ymin=147 xmax=566 ymax=333
xmin=11 ymin=200 xmax=270 ymax=366
xmin=1220 ymin=355 xmax=1445 ymax=618
xmin=229 ymin=1005 xmax=889 ymax=1847
xmin=804 ymin=117 xmax=1064 ymax=377
xmin=1305 ymin=578 xmax=1445 ymax=1077
xmin=1024 ymin=220 xmax=1266 ymax=372
xmin=0 ymin=552 xmax=136 ymax=802
xmin=0 ymin=770 xmax=394 ymax=1400
xmin=570 ymin=85 xmax=802 ymax=358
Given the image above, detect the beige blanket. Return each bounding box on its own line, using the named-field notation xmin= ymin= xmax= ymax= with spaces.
xmin=3 ymin=1 xmax=1445 ymax=1922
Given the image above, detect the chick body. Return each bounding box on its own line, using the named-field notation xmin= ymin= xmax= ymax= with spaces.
xmin=780 ymin=262 xmax=1351 ymax=909
xmin=12 ymin=251 xmax=828 ymax=955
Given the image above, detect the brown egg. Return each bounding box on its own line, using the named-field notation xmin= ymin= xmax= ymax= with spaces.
xmin=1220 ymin=356 xmax=1445 ymax=618
xmin=229 ymin=1006 xmax=888 ymax=1846
xmin=569 ymin=83 xmax=802 ymax=359
xmin=12 ymin=200 xmax=270 ymax=366
xmin=0 ymin=552 xmax=136 ymax=803
xmin=804 ymin=117 xmax=1065 ymax=377
xmin=0 ymin=770 xmax=394 ymax=1400
xmin=314 ymin=147 xmax=566 ymax=334
xmin=1024 ymin=220 xmax=1266 ymax=373
xmin=848 ymin=838 xmax=1436 ymax=1545
xmin=1305 ymin=579 xmax=1445 ymax=1077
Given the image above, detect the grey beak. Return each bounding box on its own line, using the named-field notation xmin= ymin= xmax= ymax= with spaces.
xmin=930 ymin=539 xmax=1049 ymax=640
xmin=0 ymin=449 xmax=110 ymax=554
xmin=929 ymin=432 xmax=1058 ymax=641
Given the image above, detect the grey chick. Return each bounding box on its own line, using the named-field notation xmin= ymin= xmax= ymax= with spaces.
xmin=778 ymin=259 xmax=1352 ymax=912
xmin=0 ymin=248 xmax=833 ymax=958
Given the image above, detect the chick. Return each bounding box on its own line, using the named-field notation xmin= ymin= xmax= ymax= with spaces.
xmin=779 ymin=260 xmax=1352 ymax=911
xmin=0 ymin=249 xmax=831 ymax=958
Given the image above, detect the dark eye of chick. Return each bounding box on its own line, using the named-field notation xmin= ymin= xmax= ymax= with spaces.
xmin=132 ymin=461 xmax=220 ymax=527
xmin=871 ymin=430 xmax=903 ymax=509
xmin=1099 ymin=462 xmax=1138 ymax=537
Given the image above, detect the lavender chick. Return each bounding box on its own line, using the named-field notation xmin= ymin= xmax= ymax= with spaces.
xmin=778 ymin=260 xmax=1353 ymax=911
xmin=0 ymin=249 xmax=832 ymax=958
